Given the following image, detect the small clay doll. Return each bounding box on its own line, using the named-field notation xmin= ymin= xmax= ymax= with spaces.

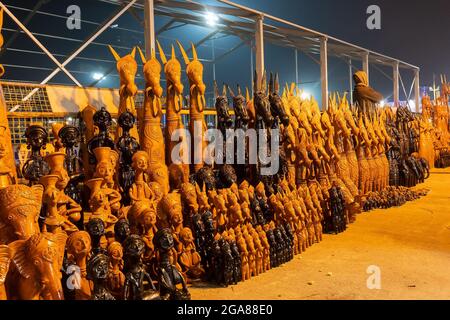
xmin=0 ymin=245 xmax=11 ymax=300
xmin=129 ymin=151 xmax=153 ymax=202
xmin=86 ymin=218 xmax=107 ymax=255
xmin=66 ymin=231 xmax=92 ymax=300
xmin=123 ymin=235 xmax=160 ymax=300
xmin=178 ymin=227 xmax=204 ymax=280
xmin=114 ymin=218 xmax=131 ymax=245
xmin=153 ymin=229 xmax=190 ymax=300
xmin=107 ymin=241 xmax=125 ymax=300
xmin=40 ymin=174 xmax=79 ymax=234
xmin=180 ymin=182 xmax=199 ymax=228
xmin=87 ymin=253 xmax=115 ymax=300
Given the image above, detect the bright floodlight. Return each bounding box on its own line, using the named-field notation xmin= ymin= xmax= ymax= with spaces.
xmin=380 ymin=100 xmax=385 ymax=106
xmin=92 ymin=72 xmax=104 ymax=81
xmin=301 ymin=92 xmax=310 ymax=100
xmin=409 ymin=99 xmax=415 ymax=109
xmin=205 ymin=12 xmax=219 ymax=26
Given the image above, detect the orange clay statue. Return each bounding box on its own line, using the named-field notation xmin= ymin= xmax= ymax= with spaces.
xmin=40 ymin=174 xmax=78 ymax=234
xmin=177 ymin=41 xmax=208 ymax=173
xmin=107 ymin=241 xmax=125 ymax=299
xmin=178 ymin=227 xmax=204 ymax=279
xmin=157 ymin=41 xmax=190 ymax=184
xmin=137 ymin=47 xmax=170 ymax=194
xmin=66 ymin=231 xmax=91 ymax=300
xmin=0 ymin=126 xmax=15 ymax=188
xmin=108 ymin=46 xmax=139 ymax=143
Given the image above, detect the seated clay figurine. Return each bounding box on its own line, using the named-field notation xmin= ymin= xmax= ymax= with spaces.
xmin=178 ymin=227 xmax=204 ymax=280
xmin=129 ymin=151 xmax=153 ymax=202
xmin=87 ymin=253 xmax=115 ymax=300
xmin=40 ymin=174 xmax=80 ymax=234
xmin=85 ymin=178 xmax=119 ymax=229
xmin=123 ymin=235 xmax=160 ymax=300
xmin=153 ymin=229 xmax=190 ymax=300
xmin=66 ymin=231 xmax=92 ymax=300
xmin=0 ymin=245 xmax=11 ymax=300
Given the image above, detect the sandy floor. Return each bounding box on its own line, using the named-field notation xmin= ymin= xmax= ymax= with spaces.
xmin=190 ymin=168 xmax=450 ymax=300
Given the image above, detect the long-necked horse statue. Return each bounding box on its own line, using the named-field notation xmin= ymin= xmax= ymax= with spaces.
xmin=137 ymin=47 xmax=169 ymax=194
xmin=177 ymin=41 xmax=208 ymax=173
xmin=157 ymin=41 xmax=189 ymax=188
xmin=108 ymin=46 xmax=139 ymax=143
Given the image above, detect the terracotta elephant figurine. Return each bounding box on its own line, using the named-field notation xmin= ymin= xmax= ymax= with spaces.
xmin=0 ymin=184 xmax=43 ymax=244
xmin=6 ymin=232 xmax=67 ymax=300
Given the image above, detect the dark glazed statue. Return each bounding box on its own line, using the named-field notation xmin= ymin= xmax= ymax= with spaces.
xmin=194 ymin=166 xmax=216 ymax=191
xmin=86 ymin=218 xmax=107 ymax=255
xmin=153 ymin=229 xmax=190 ymax=300
xmin=59 ymin=125 xmax=84 ymax=224
xmin=123 ymin=235 xmax=160 ymax=300
xmin=116 ymin=110 xmax=140 ymax=206
xmin=87 ymin=107 xmax=115 ymax=166
xmin=22 ymin=125 xmax=50 ymax=185
xmin=114 ymin=218 xmax=131 ymax=245
xmin=87 ymin=253 xmax=115 ymax=300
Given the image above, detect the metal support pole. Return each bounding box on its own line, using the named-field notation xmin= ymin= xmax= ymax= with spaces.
xmin=255 ymin=15 xmax=264 ymax=90
xmin=250 ymin=40 xmax=254 ymax=93
xmin=362 ymin=51 xmax=369 ymax=84
xmin=144 ymin=0 xmax=155 ymax=56
xmin=295 ymin=49 xmax=299 ymax=86
xmin=212 ymin=38 xmax=216 ymax=82
xmin=393 ymin=61 xmax=400 ymax=107
xmin=320 ymin=37 xmax=328 ymax=111
xmin=414 ymin=69 xmax=420 ymax=113
xmin=348 ymin=58 xmax=353 ymax=103
xmin=0 ymin=2 xmax=81 ymax=87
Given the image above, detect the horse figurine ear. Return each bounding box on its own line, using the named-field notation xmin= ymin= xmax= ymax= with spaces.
xmin=214 ymin=80 xmax=219 ymax=99
xmin=222 ymin=83 xmax=227 ymax=97
xmin=176 ymin=40 xmax=190 ymax=65
xmin=245 ymin=87 xmax=250 ymax=101
xmin=290 ymin=82 xmax=296 ymax=96
xmin=151 ymin=48 xmax=156 ymax=60
xmin=237 ymin=84 xmax=242 ymax=96
xmin=268 ymin=72 xmax=273 ymax=95
xmin=253 ymin=70 xmax=258 ymax=94
xmin=261 ymin=70 xmax=267 ymax=94
xmin=191 ymin=42 xmax=198 ymax=61
xmin=156 ymin=40 xmax=167 ymax=65
xmin=130 ymin=46 xmax=136 ymax=59
xmin=137 ymin=46 xmax=146 ymax=64
xmin=171 ymin=45 xmax=176 ymax=60
xmin=274 ymin=73 xmax=280 ymax=94
xmin=227 ymin=85 xmax=235 ymax=98
xmin=108 ymin=45 xmax=121 ymax=62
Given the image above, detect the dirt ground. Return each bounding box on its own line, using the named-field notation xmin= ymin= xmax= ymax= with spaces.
xmin=190 ymin=168 xmax=450 ymax=300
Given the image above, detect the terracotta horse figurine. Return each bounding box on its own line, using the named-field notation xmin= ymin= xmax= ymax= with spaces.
xmin=229 ymin=85 xmax=250 ymax=182
xmin=157 ymin=41 xmax=189 ymax=186
xmin=137 ymin=47 xmax=169 ymax=194
xmin=177 ymin=41 xmax=208 ymax=173
xmin=108 ymin=46 xmax=139 ymax=143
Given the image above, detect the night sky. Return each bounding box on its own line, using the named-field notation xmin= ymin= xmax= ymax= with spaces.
xmin=1 ymin=0 xmax=448 ymax=106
